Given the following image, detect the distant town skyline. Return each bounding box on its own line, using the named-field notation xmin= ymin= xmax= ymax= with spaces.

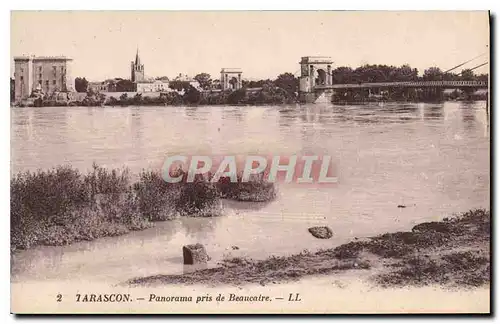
xmin=11 ymin=11 xmax=490 ymax=81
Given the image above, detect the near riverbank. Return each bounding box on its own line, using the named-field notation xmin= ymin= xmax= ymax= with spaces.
xmin=10 ymin=165 xmax=276 ymax=252
xmin=127 ymin=209 xmax=490 ymax=289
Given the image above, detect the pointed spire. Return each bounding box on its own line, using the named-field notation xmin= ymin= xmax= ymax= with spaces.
xmin=135 ymin=47 xmax=141 ymax=66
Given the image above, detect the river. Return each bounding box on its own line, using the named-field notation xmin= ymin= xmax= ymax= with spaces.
xmin=10 ymin=102 xmax=490 ymax=285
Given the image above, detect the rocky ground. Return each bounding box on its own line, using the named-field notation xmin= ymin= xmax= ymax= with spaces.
xmin=126 ymin=209 xmax=490 ymax=289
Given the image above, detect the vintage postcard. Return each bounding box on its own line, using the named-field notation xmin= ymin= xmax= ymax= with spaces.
xmin=10 ymin=11 xmax=490 ymax=314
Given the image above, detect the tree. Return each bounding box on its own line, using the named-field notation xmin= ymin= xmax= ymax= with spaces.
xmin=169 ymin=81 xmax=191 ymax=92
xmin=133 ymin=93 xmax=143 ymax=105
xmin=183 ymin=85 xmax=201 ymax=104
xmin=393 ymin=64 xmax=419 ymax=82
xmin=274 ymin=73 xmax=299 ymax=96
xmin=460 ymin=69 xmax=475 ymax=81
xmin=194 ymin=73 xmax=212 ymax=90
xmin=119 ymin=93 xmax=129 ymax=101
xmin=244 ymin=79 xmax=271 ymax=88
xmin=74 ymin=77 xmax=89 ymax=93
xmin=116 ymin=79 xmax=135 ymax=92
xmin=212 ymin=79 xmax=221 ymax=90
xmin=227 ymin=89 xmax=247 ymax=104
xmin=475 ymin=73 xmax=488 ymax=82
xmin=422 ymin=67 xmax=443 ymax=81
xmin=332 ymin=67 xmax=354 ymax=84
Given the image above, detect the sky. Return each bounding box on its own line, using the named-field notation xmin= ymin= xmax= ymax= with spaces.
xmin=10 ymin=11 xmax=490 ymax=81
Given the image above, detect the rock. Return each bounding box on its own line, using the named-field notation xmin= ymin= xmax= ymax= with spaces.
xmin=308 ymin=226 xmax=333 ymax=239
xmin=183 ymin=243 xmax=209 ymax=265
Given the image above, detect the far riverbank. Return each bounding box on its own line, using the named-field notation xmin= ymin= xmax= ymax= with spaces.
xmin=12 ymin=85 xmax=488 ymax=108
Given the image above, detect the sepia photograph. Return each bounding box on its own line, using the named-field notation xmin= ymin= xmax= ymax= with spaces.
xmin=9 ymin=10 xmax=490 ymax=314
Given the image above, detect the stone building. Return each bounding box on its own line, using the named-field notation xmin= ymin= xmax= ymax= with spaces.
xmin=172 ymin=73 xmax=201 ymax=90
xmin=136 ymin=79 xmax=170 ymax=93
xmin=88 ymin=81 xmax=109 ymax=93
xmin=88 ymin=79 xmax=118 ymax=93
xmin=13 ymin=56 xmax=74 ymax=101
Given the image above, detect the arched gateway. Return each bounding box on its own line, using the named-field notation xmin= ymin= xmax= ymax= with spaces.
xmin=298 ymin=56 xmax=334 ymax=103
xmin=220 ymin=68 xmax=243 ymax=91
xmin=299 ymin=56 xmax=333 ymax=102
xmin=299 ymin=56 xmax=333 ymax=90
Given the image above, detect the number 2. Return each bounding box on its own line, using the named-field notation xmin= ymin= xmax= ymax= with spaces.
xmin=56 ymin=294 xmax=62 ymax=302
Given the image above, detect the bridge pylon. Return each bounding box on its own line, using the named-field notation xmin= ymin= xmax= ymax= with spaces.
xmin=298 ymin=56 xmax=334 ymax=103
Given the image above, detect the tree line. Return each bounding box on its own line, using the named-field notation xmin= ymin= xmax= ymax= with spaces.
xmin=331 ymin=64 xmax=487 ymax=84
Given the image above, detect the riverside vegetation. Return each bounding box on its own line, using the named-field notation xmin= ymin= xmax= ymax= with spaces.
xmin=10 ymin=164 xmax=277 ymax=252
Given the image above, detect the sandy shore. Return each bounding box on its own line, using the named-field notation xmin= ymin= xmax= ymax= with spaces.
xmin=127 ymin=209 xmax=490 ymax=290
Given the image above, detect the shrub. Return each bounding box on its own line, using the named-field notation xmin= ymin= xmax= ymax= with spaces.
xmin=132 ymin=170 xmax=179 ymax=221
xmin=227 ymin=89 xmax=247 ymax=104
xmin=216 ymin=173 xmax=277 ymax=202
xmin=183 ymin=86 xmax=202 ymax=105
xmin=176 ymin=175 xmax=222 ymax=217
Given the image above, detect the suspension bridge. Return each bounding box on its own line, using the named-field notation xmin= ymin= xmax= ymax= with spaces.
xmin=296 ymin=54 xmax=489 ymax=103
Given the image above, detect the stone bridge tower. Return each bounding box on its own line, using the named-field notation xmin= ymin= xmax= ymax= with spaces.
xmin=220 ymin=68 xmax=242 ymax=91
xmin=298 ymin=56 xmax=333 ymax=103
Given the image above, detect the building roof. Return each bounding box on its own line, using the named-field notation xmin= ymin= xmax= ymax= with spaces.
xmin=221 ymin=68 xmax=243 ymax=73
xmin=32 ymin=56 xmax=72 ymax=61
xmin=14 ymin=55 xmax=72 ymax=61
xmin=300 ymin=56 xmax=333 ymax=64
xmin=136 ymin=79 xmax=169 ymax=84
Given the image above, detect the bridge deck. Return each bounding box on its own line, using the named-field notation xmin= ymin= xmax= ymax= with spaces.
xmin=315 ymin=80 xmax=488 ymax=90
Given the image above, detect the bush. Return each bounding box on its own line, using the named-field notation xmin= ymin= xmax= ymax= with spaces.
xmin=183 ymin=86 xmax=202 ymax=105
xmin=132 ymin=170 xmax=179 ymax=221
xmin=10 ymin=166 xmax=89 ymax=249
xmin=227 ymin=89 xmax=247 ymax=104
xmin=176 ymin=176 xmax=222 ymax=217
xmin=216 ymin=173 xmax=277 ymax=202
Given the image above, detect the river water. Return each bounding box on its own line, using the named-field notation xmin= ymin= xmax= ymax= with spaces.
xmin=10 ymin=102 xmax=490 ymax=284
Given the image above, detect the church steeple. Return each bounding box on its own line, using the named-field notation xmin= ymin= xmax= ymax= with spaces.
xmin=135 ymin=47 xmax=141 ymax=66
xmin=131 ymin=47 xmax=145 ymax=83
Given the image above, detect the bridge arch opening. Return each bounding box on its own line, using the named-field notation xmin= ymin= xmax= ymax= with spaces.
xmin=228 ymin=77 xmax=239 ymax=90
xmin=315 ymin=69 xmax=327 ymax=86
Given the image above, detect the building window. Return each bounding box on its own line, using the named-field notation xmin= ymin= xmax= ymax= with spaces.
xmin=20 ymin=76 xmax=23 ymax=81
xmin=52 ymin=66 xmax=57 ymax=76
xmin=52 ymin=80 xmax=56 ymax=85
xmin=38 ymin=74 xmax=42 ymax=79
xmin=38 ymin=67 xmax=42 ymax=72
xmin=20 ymin=68 xmax=24 ymax=73
xmin=45 ymin=80 xmax=49 ymax=86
